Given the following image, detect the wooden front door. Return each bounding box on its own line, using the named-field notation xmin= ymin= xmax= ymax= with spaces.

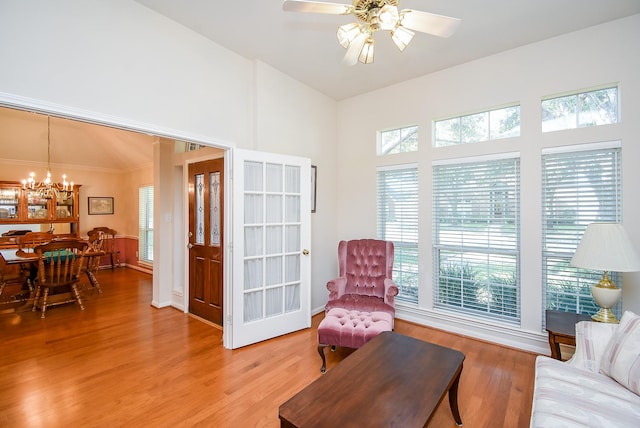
xmin=188 ymin=158 xmax=224 ymax=325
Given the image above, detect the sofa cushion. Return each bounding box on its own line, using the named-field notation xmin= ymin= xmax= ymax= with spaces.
xmin=531 ymin=356 xmax=640 ymax=427
xmin=600 ymin=311 xmax=640 ymax=395
xmin=567 ymin=321 xmax=617 ymax=372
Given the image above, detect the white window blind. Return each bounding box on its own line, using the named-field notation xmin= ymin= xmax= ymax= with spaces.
xmin=377 ymin=165 xmax=419 ymax=303
xmin=138 ymin=185 xmax=154 ymax=263
xmin=433 ymin=156 xmax=520 ymax=323
xmin=542 ymin=143 xmax=622 ymax=318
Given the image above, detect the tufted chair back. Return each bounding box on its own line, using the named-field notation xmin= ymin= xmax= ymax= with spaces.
xmin=338 ymin=239 xmax=394 ymax=299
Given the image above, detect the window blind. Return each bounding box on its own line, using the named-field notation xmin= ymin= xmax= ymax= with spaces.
xmin=377 ymin=165 xmax=419 ymax=303
xmin=139 ymin=185 xmax=154 ymax=263
xmin=433 ymin=156 xmax=520 ymax=323
xmin=541 ymin=143 xmax=622 ymax=319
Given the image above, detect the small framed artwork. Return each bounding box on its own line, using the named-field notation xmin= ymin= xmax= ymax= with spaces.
xmin=88 ymin=197 xmax=114 ymax=215
xmin=311 ymin=165 xmax=317 ymax=213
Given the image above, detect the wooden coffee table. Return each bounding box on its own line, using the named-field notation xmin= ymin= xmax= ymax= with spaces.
xmin=279 ymin=331 xmax=465 ymax=427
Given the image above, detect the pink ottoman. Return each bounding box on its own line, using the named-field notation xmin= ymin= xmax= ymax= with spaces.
xmin=317 ymin=307 xmax=393 ymax=373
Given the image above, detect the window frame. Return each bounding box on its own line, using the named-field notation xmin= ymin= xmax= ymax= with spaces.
xmin=377 ymin=124 xmax=419 ymax=155
xmin=432 ymin=153 xmax=521 ymax=324
xmin=541 ymin=141 xmax=622 ymax=321
xmin=433 ymin=104 xmax=521 ymax=147
xmin=541 ymin=85 xmax=619 ymax=133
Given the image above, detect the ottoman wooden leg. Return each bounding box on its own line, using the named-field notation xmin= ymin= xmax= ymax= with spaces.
xmin=318 ymin=344 xmax=328 ymax=373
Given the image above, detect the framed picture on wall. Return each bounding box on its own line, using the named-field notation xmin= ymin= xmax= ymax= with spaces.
xmin=88 ymin=197 xmax=114 ymax=215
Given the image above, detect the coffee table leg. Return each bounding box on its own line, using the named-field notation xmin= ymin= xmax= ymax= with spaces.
xmin=448 ymin=366 xmax=463 ymax=426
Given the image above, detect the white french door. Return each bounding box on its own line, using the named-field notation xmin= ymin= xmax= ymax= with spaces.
xmin=230 ymin=149 xmax=311 ymax=349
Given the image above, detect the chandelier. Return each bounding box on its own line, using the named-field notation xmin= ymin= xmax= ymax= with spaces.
xmin=21 ymin=115 xmax=74 ymax=200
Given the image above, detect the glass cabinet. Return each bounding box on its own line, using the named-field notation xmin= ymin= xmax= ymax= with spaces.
xmin=0 ymin=181 xmax=80 ymax=236
xmin=0 ymin=184 xmax=21 ymax=221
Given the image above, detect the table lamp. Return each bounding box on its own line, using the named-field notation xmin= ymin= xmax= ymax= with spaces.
xmin=570 ymin=222 xmax=640 ymax=323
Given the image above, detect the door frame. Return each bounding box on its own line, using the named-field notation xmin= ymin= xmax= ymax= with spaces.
xmin=0 ymin=92 xmax=237 ymax=346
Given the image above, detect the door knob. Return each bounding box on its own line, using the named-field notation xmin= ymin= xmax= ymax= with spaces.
xmin=302 ymin=249 xmax=309 ymax=255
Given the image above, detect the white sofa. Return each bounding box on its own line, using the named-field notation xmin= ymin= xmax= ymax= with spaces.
xmin=530 ymin=311 xmax=640 ymax=427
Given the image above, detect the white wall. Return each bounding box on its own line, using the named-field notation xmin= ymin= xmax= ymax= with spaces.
xmin=0 ymin=1 xmax=339 ymax=315
xmin=0 ymin=0 xmax=252 ymax=147
xmin=336 ymin=14 xmax=640 ymax=353
xmin=253 ymin=62 xmax=339 ymax=313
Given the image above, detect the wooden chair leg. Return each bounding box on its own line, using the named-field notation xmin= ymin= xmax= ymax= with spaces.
xmin=72 ymin=284 xmax=85 ymax=311
xmin=318 ymin=344 xmax=328 ymax=373
xmin=32 ymin=286 xmax=41 ymax=312
xmin=40 ymin=287 xmax=49 ymax=318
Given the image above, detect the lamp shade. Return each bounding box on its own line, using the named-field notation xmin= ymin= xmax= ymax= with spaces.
xmin=570 ymin=223 xmax=640 ymax=272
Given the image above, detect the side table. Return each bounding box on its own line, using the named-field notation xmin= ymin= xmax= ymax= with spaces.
xmin=545 ymin=309 xmax=591 ymax=360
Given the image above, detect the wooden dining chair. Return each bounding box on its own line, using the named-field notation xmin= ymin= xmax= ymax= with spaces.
xmin=32 ymin=240 xmax=88 ymax=318
xmin=87 ymin=227 xmax=121 ymax=269
xmin=0 ymin=251 xmax=25 ymax=300
xmin=16 ymin=232 xmax=54 ymax=257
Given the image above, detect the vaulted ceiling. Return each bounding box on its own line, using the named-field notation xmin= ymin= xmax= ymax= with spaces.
xmin=0 ymin=107 xmax=154 ymax=173
xmin=136 ymin=0 xmax=640 ymax=100
xmin=3 ymin=1 xmax=639 ymax=172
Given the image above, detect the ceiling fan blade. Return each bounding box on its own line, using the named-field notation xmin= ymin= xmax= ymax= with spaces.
xmin=399 ymin=9 xmax=461 ymax=38
xmin=283 ymin=0 xmax=352 ymax=15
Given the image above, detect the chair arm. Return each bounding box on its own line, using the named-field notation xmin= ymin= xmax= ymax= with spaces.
xmin=383 ymin=278 xmax=399 ymax=307
xmin=327 ymin=277 xmax=347 ymax=301
xmin=567 ymin=320 xmax=618 ymax=372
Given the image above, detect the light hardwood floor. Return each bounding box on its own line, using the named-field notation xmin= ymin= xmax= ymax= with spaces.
xmin=0 ymin=269 xmax=538 ymax=427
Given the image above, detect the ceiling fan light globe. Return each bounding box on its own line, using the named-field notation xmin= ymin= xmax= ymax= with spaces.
xmin=358 ymin=37 xmax=375 ymax=64
xmin=337 ymin=22 xmax=362 ymax=48
xmin=378 ymin=5 xmax=399 ymax=31
xmin=342 ymin=31 xmax=368 ymax=65
xmin=391 ymin=25 xmax=414 ymax=51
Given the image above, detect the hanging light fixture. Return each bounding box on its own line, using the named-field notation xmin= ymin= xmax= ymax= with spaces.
xmin=284 ymin=0 xmax=461 ymax=66
xmin=22 ymin=115 xmax=74 ymax=200
xmin=336 ymin=2 xmax=419 ymax=65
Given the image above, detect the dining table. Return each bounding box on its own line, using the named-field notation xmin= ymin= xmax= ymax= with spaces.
xmin=1 ymin=245 xmax=105 ymax=294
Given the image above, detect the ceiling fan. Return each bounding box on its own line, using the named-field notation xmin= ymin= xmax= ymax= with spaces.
xmin=283 ymin=0 xmax=461 ymax=65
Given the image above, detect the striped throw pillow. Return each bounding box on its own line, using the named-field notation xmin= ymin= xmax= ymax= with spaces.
xmin=600 ymin=311 xmax=640 ymax=395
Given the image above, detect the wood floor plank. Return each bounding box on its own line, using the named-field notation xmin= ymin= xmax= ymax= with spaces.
xmin=0 ymin=269 xmax=538 ymax=427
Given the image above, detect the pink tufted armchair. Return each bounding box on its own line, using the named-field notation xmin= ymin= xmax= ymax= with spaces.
xmin=316 ymin=239 xmax=399 ymax=371
xmin=324 ymin=239 xmax=399 ymax=320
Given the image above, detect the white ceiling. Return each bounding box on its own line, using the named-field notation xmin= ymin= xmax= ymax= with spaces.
xmin=3 ymin=1 xmax=639 ymax=173
xmin=0 ymin=107 xmax=155 ymax=173
xmin=135 ymin=0 xmax=640 ymax=100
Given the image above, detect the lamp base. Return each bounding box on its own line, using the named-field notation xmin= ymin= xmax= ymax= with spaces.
xmin=591 ymin=308 xmax=620 ymax=324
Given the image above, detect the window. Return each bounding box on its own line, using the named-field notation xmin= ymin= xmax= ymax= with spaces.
xmin=542 ymin=86 xmax=618 ymax=132
xmin=139 ymin=185 xmax=154 ymax=263
xmin=377 ymin=165 xmax=419 ymax=303
xmin=378 ymin=125 xmax=418 ymax=155
xmin=433 ymin=155 xmax=520 ymax=323
xmin=542 ymin=143 xmax=622 ymax=318
xmin=434 ymin=105 xmax=520 ymax=147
